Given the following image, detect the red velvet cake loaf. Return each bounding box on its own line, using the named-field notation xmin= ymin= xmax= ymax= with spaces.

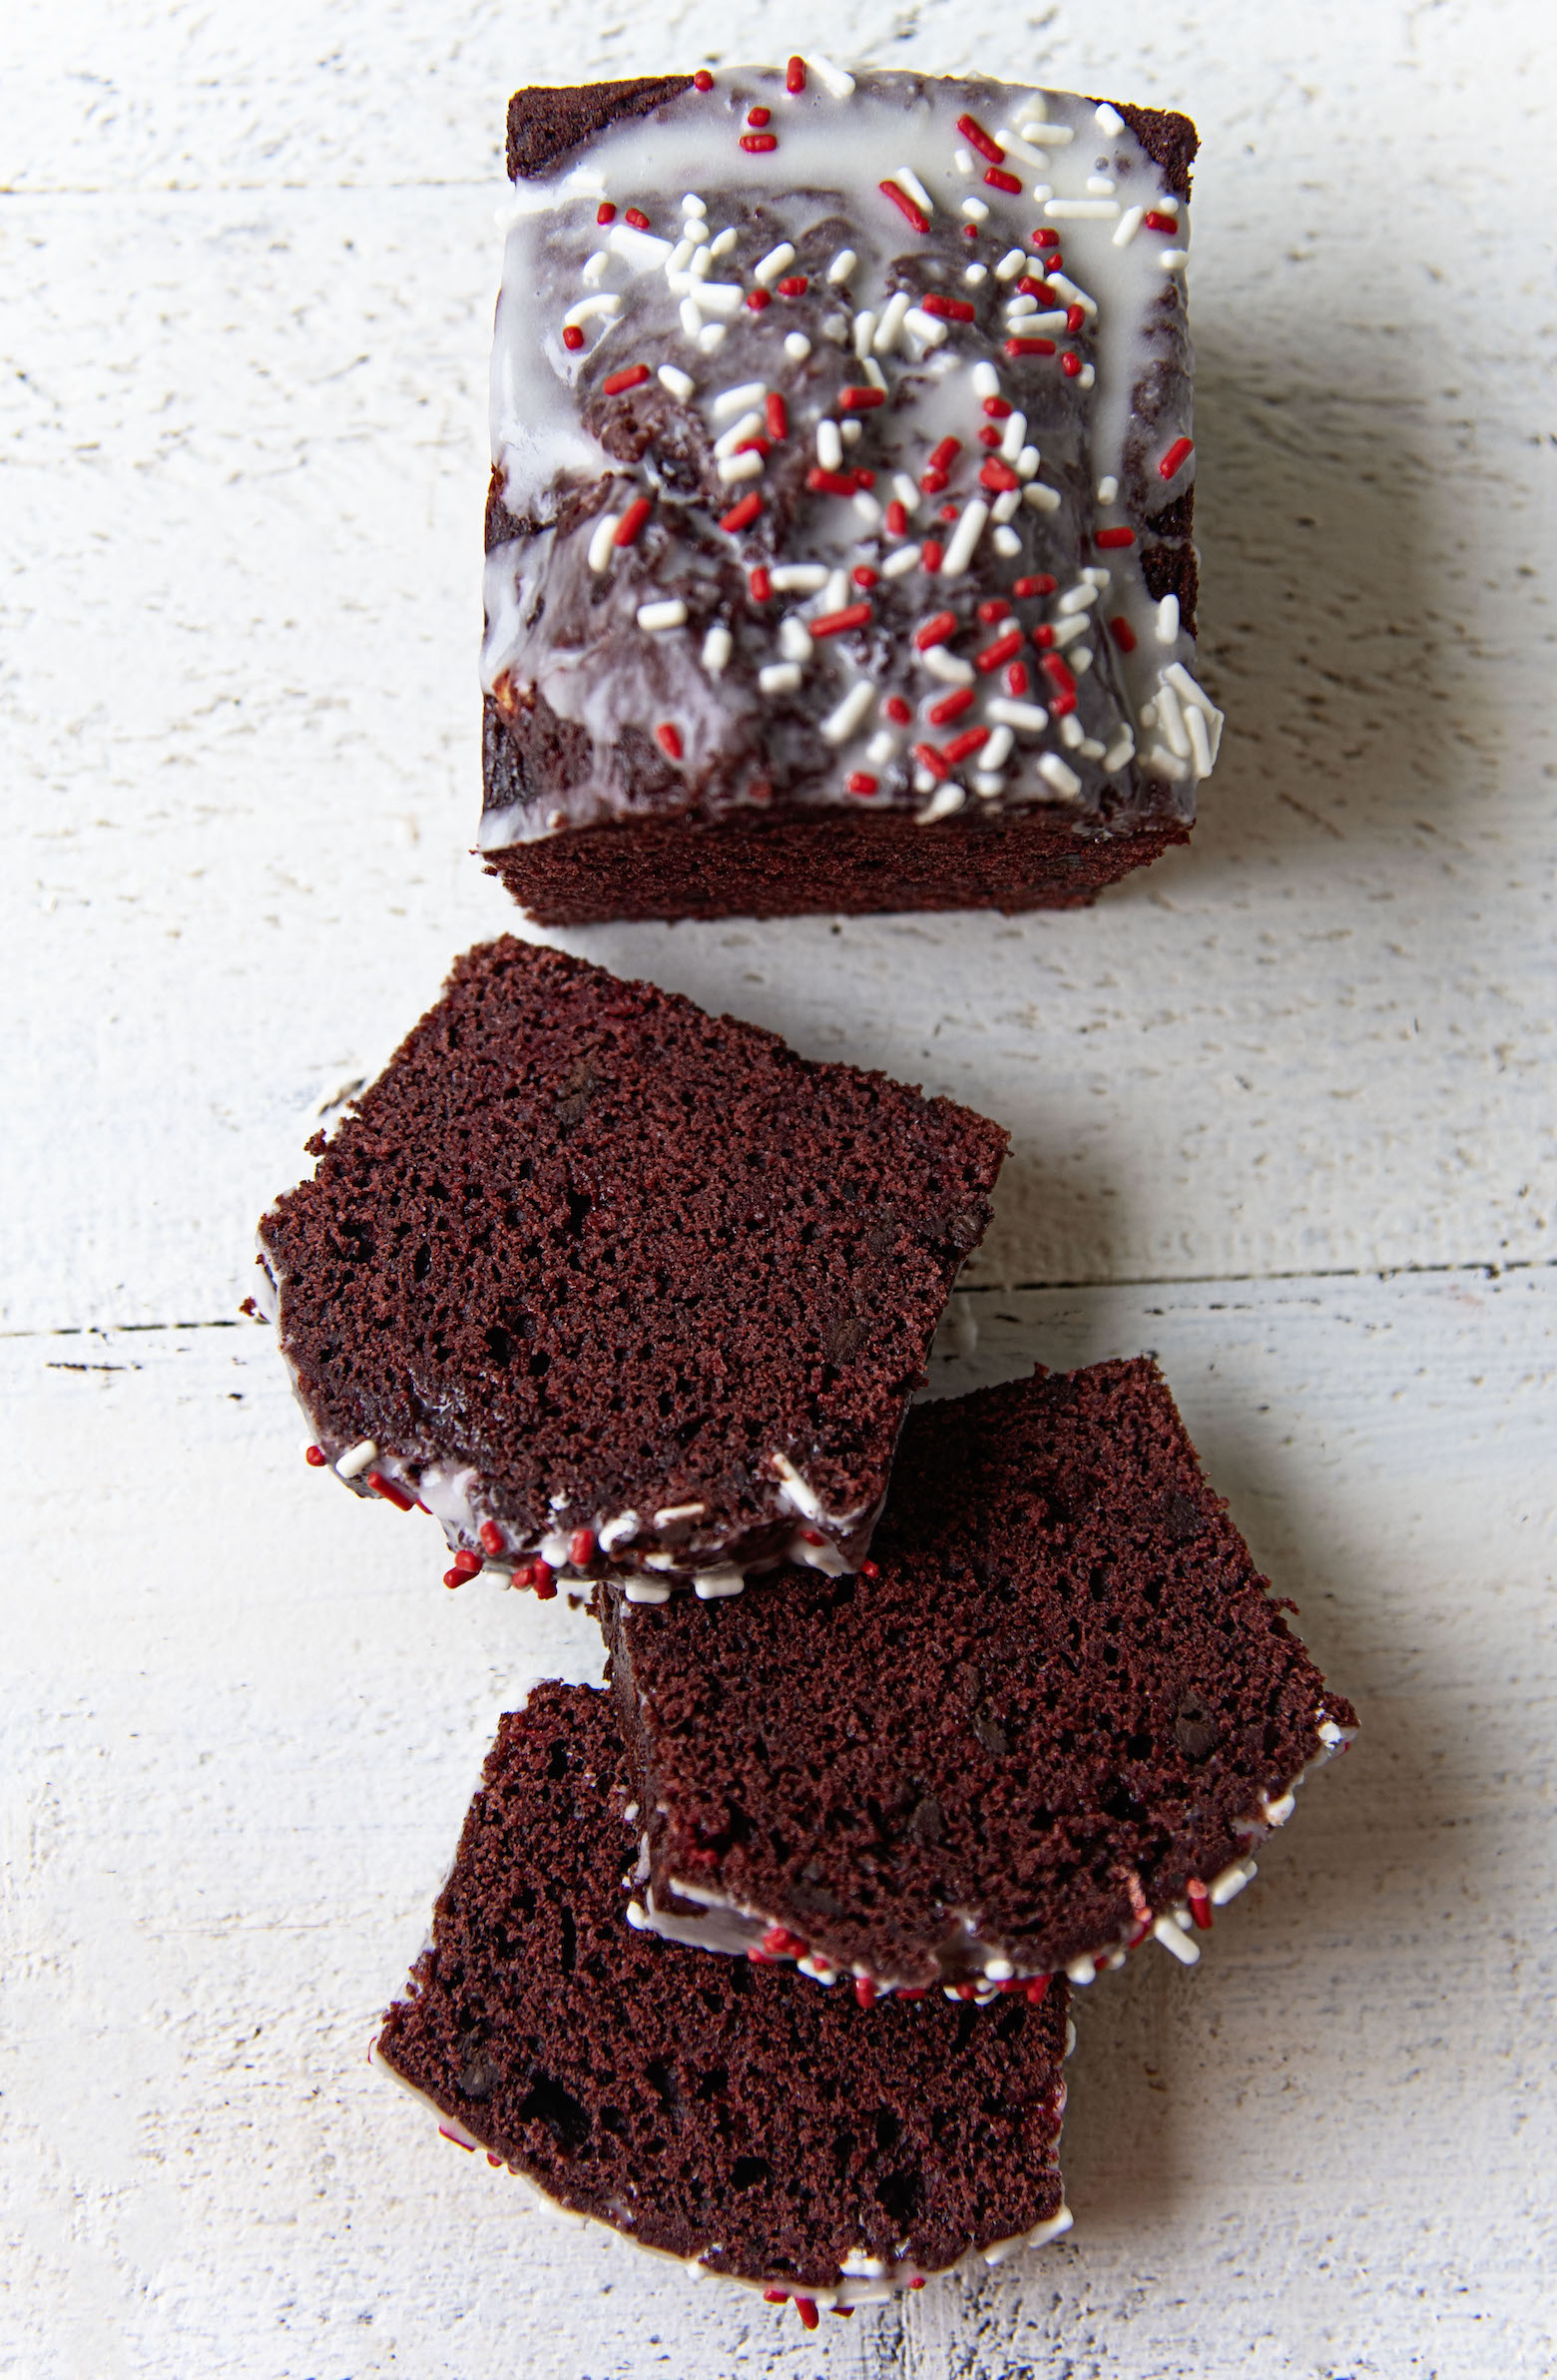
xmin=255 ymin=938 xmax=1006 ymax=1598
xmin=480 ymin=66 xmax=1219 ymax=920
xmin=375 ymin=1684 xmax=1072 ymax=2319
xmin=604 ymin=1361 xmax=1357 ymax=1993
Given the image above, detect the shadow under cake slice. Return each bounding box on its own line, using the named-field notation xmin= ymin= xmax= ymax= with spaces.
xmin=255 ymin=936 xmax=1006 ymax=1597
xmin=604 ymin=1359 xmax=1358 ymax=1992
xmin=374 ymin=1683 xmax=1071 ymax=2319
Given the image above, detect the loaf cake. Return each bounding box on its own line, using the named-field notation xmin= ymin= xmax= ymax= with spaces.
xmin=375 ymin=1683 xmax=1072 ymax=2320
xmin=605 ymin=1361 xmax=1357 ymax=1992
xmin=480 ymin=65 xmax=1218 ymax=921
xmin=254 ymin=937 xmax=1007 ymax=1596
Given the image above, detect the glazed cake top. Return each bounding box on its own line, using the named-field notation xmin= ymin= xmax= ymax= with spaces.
xmin=482 ymin=65 xmax=1219 ymax=852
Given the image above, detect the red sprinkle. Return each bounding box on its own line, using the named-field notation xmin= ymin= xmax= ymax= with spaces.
xmin=1065 ymin=303 xmax=1085 ymax=335
xmin=1013 ymin=572 xmax=1057 ymax=597
xmin=1026 ymin=1974 xmax=1051 ymax=2005
xmin=600 ymin=362 xmax=649 ymax=395
xmin=1061 ymin=351 xmax=1083 ymax=377
xmin=938 ymin=500 xmax=960 ymax=523
xmin=1143 ymin=209 xmax=1179 ymax=234
xmin=785 ymin=55 xmax=806 ymax=93
xmin=912 ymin=741 xmax=949 ymax=781
xmin=746 ymin=285 xmax=771 ymax=310
xmin=614 ymin=496 xmax=652 ymax=547
xmin=719 ymin=489 xmax=763 ymax=533
xmin=975 ymin=628 xmax=1023 ymax=672
xmin=927 ymin=434 xmax=961 ymax=475
xmin=860 ymin=1559 xmax=880 ymax=1577
xmin=1040 ymin=654 xmax=1078 ymax=713
xmin=914 ymin=609 xmax=957 ymax=650
xmin=561 ymin=324 xmax=584 ymax=352
xmin=1159 ymin=435 xmax=1195 ymax=480
xmin=854 ymin=1976 xmax=878 ymax=2008
xmin=1006 ymin=336 xmax=1057 ymax=358
xmin=623 ymin=207 xmax=650 ymax=231
xmin=942 ymin=725 xmax=990 ymax=765
xmin=926 ymin=686 xmax=975 ymax=726
xmin=794 ymin=2301 xmax=820 ymax=2333
xmin=741 ymin=132 xmax=778 ymax=153
xmin=764 ymin=2288 xmax=788 ymax=2305
xmin=1096 ymin=525 xmax=1137 ymax=549
xmin=747 ymin=105 xmax=771 ymax=127
xmin=882 ymin=695 xmax=912 ymax=725
xmin=982 ymin=395 xmax=1013 ymax=419
xmin=805 ymin=466 xmax=858 ymax=496
xmin=1005 ymin=660 xmax=1030 ymax=695
xmin=977 ymin=597 xmax=1011 ymax=624
xmin=766 ymin=391 xmax=787 ymax=439
xmin=655 ymin=721 xmax=684 ymax=761
xmin=978 ymin=457 xmax=1020 ymax=493
xmin=838 ymin=384 xmax=885 ymax=410
xmin=921 ymin=293 xmax=975 ymax=322
xmin=852 ymin=466 xmax=876 ymax=488
xmin=1032 ymin=622 xmax=1056 ymax=648
xmin=920 ymin=539 xmax=944 ymax=573
xmin=852 ymin=564 xmax=878 ymax=588
xmin=961 ymin=222 xmax=979 ymax=240
xmin=909 ymin=2276 xmax=926 ymax=2288
xmin=984 ymin=166 xmax=1022 ymax=194
xmin=366 ymin=1470 xmax=414 ymax=1512
xmin=1108 ymin=614 xmax=1138 ymax=653
xmin=569 ymin=1528 xmax=595 ymax=1567
xmin=450 ymin=1548 xmax=482 ymax=1577
xmin=919 ymin=468 xmax=947 ymax=495
xmin=978 ymin=426 xmax=1002 ymax=453
xmin=763 ymin=1924 xmax=808 ymax=1959
xmin=442 ymin=1567 xmax=468 ymax=1590
xmin=1033 ymin=228 xmax=1060 ymax=249
xmin=693 ymin=70 xmax=714 ymax=91
xmin=845 ymin=772 xmax=878 ymax=797
xmin=955 ymin=111 xmax=1005 ymax=166
xmin=776 ymin=274 xmax=808 ymax=297
xmin=478 ymin=1520 xmax=505 ymax=1558
xmin=810 ymin=601 xmax=872 ymax=638
xmin=734 ymin=434 xmax=770 ymax=459
xmin=303 ymin=1444 xmax=327 ymax=1467
xmin=879 ymin=178 xmax=929 ymax=235
xmin=1188 ymin=1882 xmax=1214 ymax=1931
xmin=749 ymin=564 xmax=773 ymax=601
xmin=897 ymin=1988 xmax=927 ymax=2002
xmin=1018 ymin=276 xmax=1054 ymax=303
xmin=513 ymin=1557 xmax=557 ymax=1600
xmin=596 ymin=202 xmax=616 ymax=225
xmin=885 ymin=499 xmax=908 ymax=536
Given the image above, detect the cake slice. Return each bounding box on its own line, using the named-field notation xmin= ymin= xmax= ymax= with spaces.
xmin=481 ymin=66 xmax=1215 ymax=922
xmin=374 ymin=1684 xmax=1072 ymax=2320
xmin=605 ymin=1360 xmax=1357 ymax=1991
xmin=254 ymin=937 xmax=1006 ymax=1596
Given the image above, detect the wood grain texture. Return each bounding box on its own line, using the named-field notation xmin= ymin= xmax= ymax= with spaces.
xmin=3 ymin=0 xmax=1555 ymax=2369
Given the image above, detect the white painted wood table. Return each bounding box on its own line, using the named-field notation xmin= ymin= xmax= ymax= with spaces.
xmin=4 ymin=2 xmax=1554 ymax=2372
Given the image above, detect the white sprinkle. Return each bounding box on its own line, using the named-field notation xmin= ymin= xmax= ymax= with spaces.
xmin=778 ymin=616 xmax=813 ymax=662
xmin=970 ymin=360 xmax=1001 ymax=399
xmin=697 ymin=321 xmax=727 ymax=354
xmin=717 ymin=449 xmax=763 ymax=483
xmin=1024 ymin=481 xmax=1061 ymax=513
xmin=963 ymin=264 xmax=988 ymax=287
xmin=1160 ymin=249 xmax=1191 ymax=272
xmin=700 ymin=623 xmax=733 ymax=676
xmin=712 ymin=380 xmax=767 ymax=421
xmin=986 ymin=697 xmax=1048 ymax=732
xmin=1087 ymin=174 xmax=1117 ymax=196
xmin=952 ymin=145 xmax=975 ymax=176
xmin=972 ymin=772 xmax=1003 ymax=798
xmin=1059 ymin=713 xmax=1085 ymax=747
xmin=865 ymin=729 xmax=898 ymax=767
xmin=1005 ymin=296 xmax=1038 ymax=320
xmin=771 ymin=563 xmax=828 ymax=593
xmin=695 ymin=282 xmax=745 ymax=318
xmin=1156 ymin=681 xmax=1191 ymax=757
xmin=688 ymin=246 xmax=712 ymax=281
xmin=1211 ymin=1857 xmax=1259 ymax=1906
xmin=1037 ymin=753 xmax=1083 ymax=798
xmin=754 ymin=241 xmax=796 ymax=287
xmin=821 ymin=680 xmax=877 ymax=745
xmin=586 ymin=512 xmax=620 ymax=572
xmin=1095 ymin=101 xmax=1125 ymax=133
xmin=1164 ymin=662 xmax=1220 ymax=719
xmin=821 ymin=568 xmax=850 ymax=612
xmin=873 ymin=290 xmax=911 ymax=353
xmin=982 ymin=725 xmax=1014 ymax=770
xmin=1047 ymin=273 xmax=1096 ymax=314
xmin=808 ymin=52 xmax=855 ymax=99
xmin=816 ymin=419 xmax=843 ymax=469
xmin=665 ymin=235 xmax=698 ymax=279
xmin=1155 ymin=193 xmax=1182 ymax=217
xmin=991 ymin=490 xmax=1022 ymax=525
xmin=655 ymin=1500 xmax=707 ymax=1524
xmin=922 ymin=647 xmax=975 ymax=687
xmin=912 ymin=766 xmax=938 ymax=795
xmin=826 ymin=247 xmax=857 ymax=285
xmin=1140 ymin=701 xmax=1159 ymax=728
xmin=917 ymin=782 xmax=965 ymax=824
xmin=1001 ymin=118 xmax=1072 ymax=148
xmin=852 ymin=309 xmax=877 ymax=358
xmin=1096 ymin=473 xmax=1118 ymax=503
xmin=608 ymin=224 xmax=674 ymax=271
xmin=1102 ymin=734 xmax=1135 ymax=772
xmin=881 ymin=544 xmax=921 ymax=577
xmin=1082 ymin=565 xmax=1112 ymax=588
xmin=1066 ymin=1955 xmax=1097 ymax=1986
xmin=1185 ymin=702 xmax=1215 ymax=775
xmin=820 ymin=312 xmax=849 ymax=344
xmin=1050 ymin=614 xmax=1090 ymax=650
xmin=1153 ymin=1913 xmax=1201 ymax=1966
xmin=1113 ymin=205 xmax=1145 ymax=249
xmin=334 ymin=1439 xmax=377 ymax=1481
xmin=1155 ymin=593 xmax=1181 ymax=645
xmin=681 ymin=192 xmax=707 ymax=217
xmin=995 ymin=248 xmax=1028 ymax=282
xmin=759 ymin=661 xmax=803 ymax=695
xmin=991 ymin=524 xmax=1022 ymax=556
xmin=1147 ymin=743 xmax=1190 ymax=783
xmin=1071 ymin=645 xmax=1095 ymax=676
xmin=657 ymin=362 xmax=696 ymax=401
xmin=694 ymin=1566 xmax=746 ymax=1599
xmin=999 ymin=408 xmax=1027 ymax=461
xmin=1057 ymin=581 xmax=1099 ymax=615
xmin=891 ymin=165 xmax=935 ymax=216
xmin=707 ymin=226 xmax=739 ymax=259
xmin=862 ymin=355 xmax=887 ymax=393
xmin=853 ymin=490 xmax=883 ymax=526
xmin=564 ymin=293 xmax=623 ymax=326
xmin=623 ymin=1581 xmax=672 ymax=1605
xmin=1079 ymin=736 xmax=1104 ymax=759
xmin=714 ymin=408 xmax=765 ymax=457
xmin=1021 ymin=308 xmax=1069 ymax=333
xmin=637 ymin=598 xmax=687 ymax=632
xmin=960 ymin=196 xmax=990 ymax=223
xmin=677 ymin=293 xmax=703 ymax=339
xmin=891 ymin=470 xmax=920 ymax=509
xmin=783 ymin=331 xmax=811 ymax=361
xmin=903 ymin=306 xmax=948 ymax=351
xmin=1015 ymin=444 xmax=1040 ymax=479
xmin=581 ymin=249 xmax=610 ymax=285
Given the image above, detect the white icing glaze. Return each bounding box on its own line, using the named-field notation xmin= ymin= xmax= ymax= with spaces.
xmin=483 ymin=68 xmax=1207 ymax=848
